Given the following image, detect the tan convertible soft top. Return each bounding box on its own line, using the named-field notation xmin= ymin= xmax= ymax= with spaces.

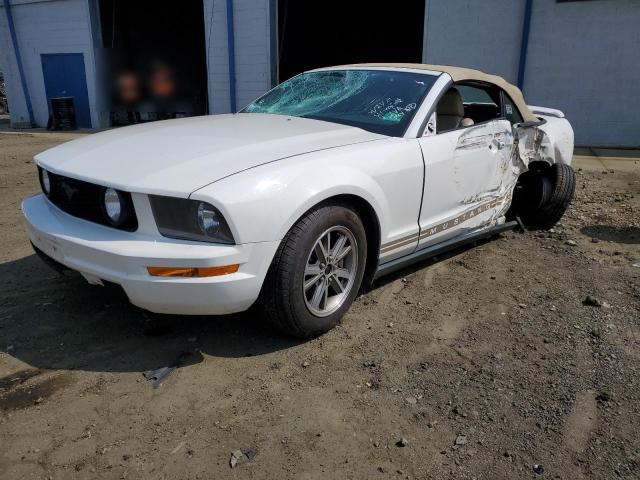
xmin=324 ymin=63 xmax=538 ymax=123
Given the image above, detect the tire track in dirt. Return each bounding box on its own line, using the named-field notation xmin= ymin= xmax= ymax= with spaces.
xmin=564 ymin=390 xmax=599 ymax=454
xmin=418 ymin=260 xmax=469 ymax=357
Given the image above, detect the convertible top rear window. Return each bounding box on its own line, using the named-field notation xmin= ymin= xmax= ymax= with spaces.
xmin=242 ymin=70 xmax=438 ymax=136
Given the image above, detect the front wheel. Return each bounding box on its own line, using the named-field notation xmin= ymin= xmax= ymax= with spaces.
xmin=262 ymin=203 xmax=367 ymax=338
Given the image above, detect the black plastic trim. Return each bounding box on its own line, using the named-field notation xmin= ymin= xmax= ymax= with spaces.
xmin=37 ymin=167 xmax=138 ymax=232
xmin=149 ymin=195 xmax=235 ymax=244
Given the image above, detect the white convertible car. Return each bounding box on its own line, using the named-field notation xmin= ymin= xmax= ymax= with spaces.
xmin=23 ymin=64 xmax=575 ymax=337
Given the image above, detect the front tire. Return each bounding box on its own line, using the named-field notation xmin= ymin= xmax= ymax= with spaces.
xmin=262 ymin=203 xmax=367 ymax=338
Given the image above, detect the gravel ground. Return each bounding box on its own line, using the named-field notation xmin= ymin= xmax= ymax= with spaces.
xmin=0 ymin=132 xmax=639 ymax=479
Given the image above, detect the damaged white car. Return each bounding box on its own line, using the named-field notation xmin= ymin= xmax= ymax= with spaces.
xmin=23 ymin=64 xmax=575 ymax=338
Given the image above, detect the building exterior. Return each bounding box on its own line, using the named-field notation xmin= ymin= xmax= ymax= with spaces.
xmin=1 ymin=0 xmax=638 ymax=146
xmin=0 ymin=0 xmax=274 ymax=129
xmin=423 ymin=0 xmax=640 ymax=147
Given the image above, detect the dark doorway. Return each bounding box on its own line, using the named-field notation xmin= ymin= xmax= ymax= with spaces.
xmin=98 ymin=0 xmax=208 ymax=125
xmin=277 ymin=0 xmax=426 ymax=82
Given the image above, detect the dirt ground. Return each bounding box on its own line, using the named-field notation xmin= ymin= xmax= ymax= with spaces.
xmin=0 ymin=132 xmax=639 ymax=480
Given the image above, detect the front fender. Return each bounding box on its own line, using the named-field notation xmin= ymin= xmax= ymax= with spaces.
xmin=191 ymin=157 xmax=387 ymax=245
xmin=190 ymin=138 xmax=423 ymax=246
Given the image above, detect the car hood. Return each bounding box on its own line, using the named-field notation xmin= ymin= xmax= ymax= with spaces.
xmin=35 ymin=113 xmax=384 ymax=197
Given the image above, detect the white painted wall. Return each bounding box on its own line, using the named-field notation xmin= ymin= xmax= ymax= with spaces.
xmin=0 ymin=0 xmax=98 ymax=128
xmin=423 ymin=0 xmax=640 ymax=147
xmin=203 ymin=0 xmax=274 ymax=113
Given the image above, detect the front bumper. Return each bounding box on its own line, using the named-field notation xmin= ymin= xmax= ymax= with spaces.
xmin=22 ymin=194 xmax=279 ymax=315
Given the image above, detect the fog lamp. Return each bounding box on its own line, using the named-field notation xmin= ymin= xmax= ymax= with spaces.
xmin=103 ymin=188 xmax=123 ymax=224
xmin=41 ymin=170 xmax=51 ymax=195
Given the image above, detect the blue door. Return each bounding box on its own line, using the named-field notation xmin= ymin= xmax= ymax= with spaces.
xmin=41 ymin=53 xmax=91 ymax=128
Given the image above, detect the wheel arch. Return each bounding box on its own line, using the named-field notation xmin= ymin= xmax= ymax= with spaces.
xmin=281 ymin=193 xmax=381 ymax=287
xmin=508 ymin=160 xmax=576 ymax=228
xmin=253 ymin=192 xmax=382 ymax=329
xmin=325 ymin=194 xmax=381 ymax=286
xmin=525 ymin=160 xmax=553 ymax=175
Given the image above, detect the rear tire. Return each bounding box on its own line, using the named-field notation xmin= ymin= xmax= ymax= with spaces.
xmin=262 ymin=203 xmax=367 ymax=338
xmin=514 ymin=163 xmax=576 ymax=230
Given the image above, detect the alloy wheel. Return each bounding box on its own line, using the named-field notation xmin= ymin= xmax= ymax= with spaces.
xmin=303 ymin=226 xmax=358 ymax=317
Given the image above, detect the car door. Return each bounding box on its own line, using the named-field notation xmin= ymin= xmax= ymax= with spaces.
xmin=415 ymin=84 xmax=514 ymax=249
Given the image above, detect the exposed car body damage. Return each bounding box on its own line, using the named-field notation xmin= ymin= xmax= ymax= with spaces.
xmin=518 ymin=107 xmax=574 ymax=167
xmin=446 ymin=108 xmax=573 ymax=235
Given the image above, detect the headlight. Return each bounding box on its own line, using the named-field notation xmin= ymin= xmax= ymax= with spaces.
xmin=149 ymin=195 xmax=234 ymax=244
xmin=197 ymin=202 xmax=221 ymax=235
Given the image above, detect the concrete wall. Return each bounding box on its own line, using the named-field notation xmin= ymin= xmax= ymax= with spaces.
xmin=0 ymin=0 xmax=99 ymax=128
xmin=203 ymin=0 xmax=274 ymax=113
xmin=423 ymin=0 xmax=640 ymax=147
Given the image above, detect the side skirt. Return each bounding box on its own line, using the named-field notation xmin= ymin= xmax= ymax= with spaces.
xmin=373 ymin=221 xmax=519 ymax=281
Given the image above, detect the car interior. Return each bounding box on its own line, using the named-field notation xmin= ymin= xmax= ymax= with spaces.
xmin=436 ymin=82 xmax=506 ymax=133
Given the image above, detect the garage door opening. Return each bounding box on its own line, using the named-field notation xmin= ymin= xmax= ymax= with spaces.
xmin=98 ymin=0 xmax=208 ymax=125
xmin=277 ymin=0 xmax=426 ymax=82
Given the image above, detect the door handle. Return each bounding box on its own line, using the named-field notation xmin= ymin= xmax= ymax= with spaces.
xmin=497 ymin=141 xmax=506 ymax=150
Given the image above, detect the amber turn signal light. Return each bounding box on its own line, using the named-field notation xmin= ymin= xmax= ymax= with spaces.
xmin=147 ymin=264 xmax=239 ymax=277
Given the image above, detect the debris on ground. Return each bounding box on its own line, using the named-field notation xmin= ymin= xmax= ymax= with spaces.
xmin=1 ymin=134 xmax=638 ymax=479
xmin=170 ymin=441 xmax=186 ymax=455
xmin=533 ymin=464 xmax=545 ymax=475
xmin=142 ymin=351 xmax=202 ymax=388
xmin=230 ymin=450 xmax=243 ymax=468
xmin=583 ymin=295 xmax=604 ymax=307
xmin=395 ymin=437 xmax=409 ymax=447
xmin=230 ymin=448 xmax=257 ymax=468
xmin=454 ymin=435 xmax=467 ymax=446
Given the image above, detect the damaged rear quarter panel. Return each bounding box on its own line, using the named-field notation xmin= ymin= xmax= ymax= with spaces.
xmin=516 ymin=115 xmax=574 ymax=168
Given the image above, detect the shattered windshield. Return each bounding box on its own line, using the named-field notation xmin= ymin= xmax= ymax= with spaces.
xmin=242 ymin=70 xmax=438 ymax=136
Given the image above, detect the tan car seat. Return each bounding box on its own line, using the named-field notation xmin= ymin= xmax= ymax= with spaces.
xmin=437 ymin=88 xmax=474 ymax=131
